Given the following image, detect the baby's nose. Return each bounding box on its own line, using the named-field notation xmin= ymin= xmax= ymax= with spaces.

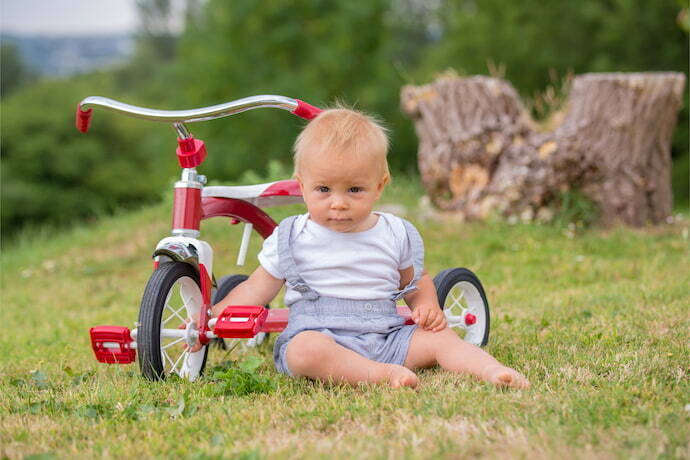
xmin=330 ymin=196 xmax=348 ymax=209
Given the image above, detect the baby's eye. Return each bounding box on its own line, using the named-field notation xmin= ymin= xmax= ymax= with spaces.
xmin=349 ymin=187 xmax=363 ymax=193
xmin=317 ymin=186 xmax=330 ymax=193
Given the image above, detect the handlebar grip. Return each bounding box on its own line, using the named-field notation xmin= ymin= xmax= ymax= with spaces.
xmin=292 ymin=99 xmax=322 ymax=120
xmin=75 ymin=105 xmax=93 ymax=133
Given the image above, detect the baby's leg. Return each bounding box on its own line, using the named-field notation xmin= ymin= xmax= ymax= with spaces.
xmin=404 ymin=328 xmax=529 ymax=389
xmin=285 ymin=331 xmax=418 ymax=389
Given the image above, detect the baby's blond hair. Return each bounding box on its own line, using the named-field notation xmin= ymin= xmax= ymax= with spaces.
xmin=293 ymin=105 xmax=390 ymax=180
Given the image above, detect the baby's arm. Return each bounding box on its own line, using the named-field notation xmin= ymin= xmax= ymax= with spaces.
xmin=399 ymin=267 xmax=447 ymax=332
xmin=210 ymin=266 xmax=284 ymax=317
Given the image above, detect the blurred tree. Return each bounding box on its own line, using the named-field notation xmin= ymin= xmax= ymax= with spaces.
xmin=114 ymin=0 xmax=191 ymax=95
xmin=0 ymin=43 xmax=36 ymax=98
xmin=173 ymin=0 xmax=428 ymax=179
xmin=136 ymin=0 xmax=179 ymax=61
xmin=0 ymin=75 xmax=171 ymax=237
xmin=424 ymin=0 xmax=687 ymax=99
xmin=678 ymin=0 xmax=689 ymax=33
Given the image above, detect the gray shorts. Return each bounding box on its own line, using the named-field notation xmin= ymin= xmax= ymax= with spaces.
xmin=273 ymin=296 xmax=418 ymax=376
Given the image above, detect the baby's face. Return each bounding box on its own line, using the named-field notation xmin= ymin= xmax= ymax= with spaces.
xmin=296 ymin=151 xmax=387 ymax=233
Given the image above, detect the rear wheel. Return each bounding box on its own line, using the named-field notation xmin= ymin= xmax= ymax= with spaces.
xmin=137 ymin=262 xmax=208 ymax=381
xmin=433 ymin=268 xmax=490 ymax=346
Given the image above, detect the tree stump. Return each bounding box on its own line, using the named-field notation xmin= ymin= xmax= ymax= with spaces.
xmin=401 ymin=72 xmax=686 ymax=226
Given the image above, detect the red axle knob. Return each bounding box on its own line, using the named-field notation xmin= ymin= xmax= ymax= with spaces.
xmin=464 ymin=313 xmax=477 ymax=325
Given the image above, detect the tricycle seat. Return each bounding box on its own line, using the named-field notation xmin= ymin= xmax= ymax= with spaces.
xmin=203 ymin=180 xmax=303 ymax=208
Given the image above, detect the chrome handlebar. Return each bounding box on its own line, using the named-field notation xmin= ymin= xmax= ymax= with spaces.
xmin=78 ymin=95 xmax=298 ymax=123
xmin=75 ymin=94 xmax=321 ymax=133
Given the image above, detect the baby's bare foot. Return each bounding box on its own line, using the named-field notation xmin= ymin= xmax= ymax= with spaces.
xmin=482 ymin=364 xmax=530 ymax=389
xmin=385 ymin=364 xmax=419 ymax=389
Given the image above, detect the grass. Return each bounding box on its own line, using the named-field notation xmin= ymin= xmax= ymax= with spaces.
xmin=1 ymin=175 xmax=689 ymax=459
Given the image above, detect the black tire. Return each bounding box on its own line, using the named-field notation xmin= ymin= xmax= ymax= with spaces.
xmin=213 ymin=274 xmax=249 ymax=304
xmin=213 ymin=274 xmax=271 ymax=348
xmin=433 ymin=268 xmax=490 ymax=347
xmin=138 ymin=262 xmax=209 ymax=381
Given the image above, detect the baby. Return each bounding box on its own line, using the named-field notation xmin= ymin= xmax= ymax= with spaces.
xmin=205 ymin=107 xmax=529 ymax=389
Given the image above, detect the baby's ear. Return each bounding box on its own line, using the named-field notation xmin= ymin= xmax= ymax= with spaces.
xmin=295 ymin=174 xmax=305 ymax=191
xmin=377 ymin=173 xmax=390 ymax=192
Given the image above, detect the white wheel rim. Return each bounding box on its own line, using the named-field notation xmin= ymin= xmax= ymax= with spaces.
xmin=159 ymin=276 xmax=206 ymax=381
xmin=443 ymin=281 xmax=487 ymax=346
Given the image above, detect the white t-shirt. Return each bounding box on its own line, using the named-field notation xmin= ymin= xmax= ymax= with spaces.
xmin=258 ymin=212 xmax=414 ymax=304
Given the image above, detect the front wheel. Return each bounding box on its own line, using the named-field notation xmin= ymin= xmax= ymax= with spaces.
xmin=137 ymin=262 xmax=208 ymax=381
xmin=434 ymin=268 xmax=490 ymax=346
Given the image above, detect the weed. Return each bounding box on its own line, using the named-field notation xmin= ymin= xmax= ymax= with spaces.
xmin=205 ymin=356 xmax=276 ymax=397
xmin=552 ymin=189 xmax=600 ymax=228
xmin=29 ymin=370 xmax=50 ymax=390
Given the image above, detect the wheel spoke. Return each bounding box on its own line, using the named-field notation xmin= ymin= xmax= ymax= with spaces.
xmin=450 ymin=286 xmax=465 ymax=303
xmin=161 ymin=337 xmax=185 ymax=350
xmin=163 ymin=303 xmax=187 ymax=326
xmin=447 ymin=287 xmax=466 ymax=314
xmin=180 ymin=283 xmax=202 ymax=318
xmin=170 ymin=349 xmax=187 ymax=374
xmin=161 ymin=349 xmax=174 ymax=369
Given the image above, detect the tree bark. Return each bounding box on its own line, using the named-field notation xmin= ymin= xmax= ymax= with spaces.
xmin=401 ymin=72 xmax=686 ymax=226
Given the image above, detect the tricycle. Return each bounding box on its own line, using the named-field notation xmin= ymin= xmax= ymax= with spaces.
xmin=76 ymin=94 xmax=490 ymax=381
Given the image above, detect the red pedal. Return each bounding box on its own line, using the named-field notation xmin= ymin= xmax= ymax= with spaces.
xmin=90 ymin=326 xmax=136 ymax=364
xmin=214 ymin=306 xmax=268 ymax=338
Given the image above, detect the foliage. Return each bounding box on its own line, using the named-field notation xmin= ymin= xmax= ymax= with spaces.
xmin=0 ymin=74 xmax=177 ymax=238
xmin=678 ymin=0 xmax=689 ymax=33
xmin=0 ymin=1 xmax=202 ymax=240
xmin=551 ymin=189 xmax=600 ymax=229
xmin=115 ymin=0 xmax=182 ymax=88
xmin=0 ymin=43 xmax=37 ymax=98
xmin=672 ymin=147 xmax=690 ymax=203
xmin=205 ymin=357 xmax=276 ymax=397
xmin=135 ymin=0 xmax=181 ymax=61
xmin=424 ymin=0 xmax=688 ymax=100
xmin=233 ymin=159 xmax=295 ymax=187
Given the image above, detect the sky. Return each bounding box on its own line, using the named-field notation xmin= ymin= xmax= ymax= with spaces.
xmin=0 ymin=0 xmax=139 ymax=36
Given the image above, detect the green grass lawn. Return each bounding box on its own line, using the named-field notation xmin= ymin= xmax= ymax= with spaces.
xmin=1 ymin=177 xmax=689 ymax=459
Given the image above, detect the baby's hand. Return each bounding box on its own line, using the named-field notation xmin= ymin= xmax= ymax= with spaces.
xmin=410 ymin=304 xmax=447 ymax=332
